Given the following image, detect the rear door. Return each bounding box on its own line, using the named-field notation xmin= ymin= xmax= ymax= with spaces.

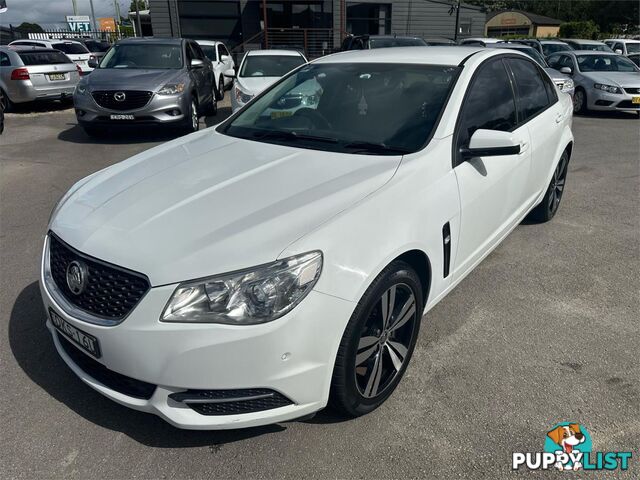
xmin=187 ymin=41 xmax=208 ymax=104
xmin=217 ymin=44 xmax=234 ymax=86
xmin=452 ymin=57 xmax=532 ymax=279
xmin=505 ymin=57 xmax=565 ymax=197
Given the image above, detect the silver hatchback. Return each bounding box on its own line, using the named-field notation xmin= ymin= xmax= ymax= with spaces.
xmin=0 ymin=46 xmax=80 ymax=111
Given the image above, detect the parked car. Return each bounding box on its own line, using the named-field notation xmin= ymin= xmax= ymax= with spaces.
xmin=547 ymin=50 xmax=640 ymax=115
xmin=228 ymin=49 xmax=307 ymax=112
xmin=9 ymin=39 xmax=93 ymax=74
xmin=73 ymin=38 xmax=112 ymax=63
xmin=0 ymin=46 xmax=80 ymax=111
xmin=73 ymin=37 xmax=217 ymax=136
xmin=560 ymin=39 xmax=613 ymax=52
xmin=459 ymin=37 xmax=502 ymax=47
xmin=341 ymin=34 xmax=427 ymax=50
xmin=539 ymin=39 xmax=573 ymax=57
xmin=42 ymin=46 xmax=574 ymax=429
xmin=487 ymin=43 xmax=574 ymax=96
xmin=506 ymin=38 xmax=544 ymax=55
xmin=423 ymin=37 xmax=456 ymax=46
xmin=603 ymin=39 xmax=640 ymax=56
xmin=196 ymin=40 xmax=235 ymax=100
xmin=0 ymin=89 xmax=4 ymax=134
xmin=628 ymin=53 xmax=640 ymax=67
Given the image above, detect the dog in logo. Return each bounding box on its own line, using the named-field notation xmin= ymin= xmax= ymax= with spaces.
xmin=547 ymin=423 xmax=586 ymax=470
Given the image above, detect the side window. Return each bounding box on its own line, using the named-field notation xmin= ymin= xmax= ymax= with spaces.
xmin=547 ymin=54 xmax=561 ymax=69
xmin=507 ymin=58 xmax=551 ymax=122
xmin=190 ymin=42 xmax=205 ymax=60
xmin=455 ymin=58 xmax=517 ymax=164
xmin=217 ymin=44 xmax=224 ymax=61
xmin=0 ymin=52 xmax=10 ymax=66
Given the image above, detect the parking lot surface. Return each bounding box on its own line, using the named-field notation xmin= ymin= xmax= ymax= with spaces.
xmin=1 ymin=102 xmax=638 ymax=479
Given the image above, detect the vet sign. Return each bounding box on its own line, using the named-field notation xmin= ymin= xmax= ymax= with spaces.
xmin=66 ymin=15 xmax=91 ymax=32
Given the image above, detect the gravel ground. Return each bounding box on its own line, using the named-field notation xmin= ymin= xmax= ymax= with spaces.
xmin=1 ymin=100 xmax=638 ymax=479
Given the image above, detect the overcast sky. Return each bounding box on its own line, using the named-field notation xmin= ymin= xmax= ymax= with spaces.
xmin=0 ymin=0 xmax=133 ymax=27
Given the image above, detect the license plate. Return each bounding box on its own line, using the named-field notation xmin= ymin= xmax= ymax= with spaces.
xmin=271 ymin=110 xmax=293 ymax=119
xmin=49 ymin=308 xmax=101 ymax=358
xmin=110 ymin=114 xmax=134 ymax=120
xmin=49 ymin=73 xmax=66 ymax=81
xmin=632 ymin=96 xmax=640 ymax=104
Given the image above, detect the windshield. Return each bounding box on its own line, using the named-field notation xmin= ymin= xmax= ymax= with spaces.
xmin=626 ymin=43 xmax=640 ymax=54
xmin=99 ymin=44 xmax=183 ymax=69
xmin=201 ymin=45 xmax=217 ymax=62
xmin=369 ymin=37 xmax=427 ymax=48
xmin=220 ymin=63 xmax=460 ymax=155
xmin=577 ymin=54 xmax=638 ymax=72
xmin=52 ymin=43 xmax=89 ymax=55
xmin=18 ymin=51 xmax=71 ymax=65
xmin=502 ymin=46 xmax=548 ymax=67
xmin=542 ymin=43 xmax=571 ymax=56
xmin=240 ymin=55 xmax=306 ymax=77
xmin=578 ymin=43 xmax=612 ymax=52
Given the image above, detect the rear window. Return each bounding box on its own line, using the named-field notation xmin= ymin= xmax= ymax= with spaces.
xmin=369 ymin=37 xmax=427 ymax=48
xmin=85 ymin=41 xmax=111 ymax=52
xmin=18 ymin=51 xmax=71 ymax=66
xmin=52 ymin=43 xmax=89 ymax=55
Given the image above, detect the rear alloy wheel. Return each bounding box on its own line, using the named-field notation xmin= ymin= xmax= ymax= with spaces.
xmin=528 ymin=150 xmax=569 ymax=223
xmin=572 ymin=89 xmax=587 ymax=114
xmin=216 ymin=76 xmax=225 ymax=101
xmin=0 ymin=88 xmax=13 ymax=113
xmin=330 ymin=261 xmax=423 ymax=417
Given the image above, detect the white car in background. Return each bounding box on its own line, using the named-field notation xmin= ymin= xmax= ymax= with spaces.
xmin=9 ymin=39 xmax=93 ymax=75
xmin=42 ymin=47 xmax=574 ymax=430
xmin=228 ymin=49 xmax=307 ymax=112
xmin=196 ymin=40 xmax=235 ymax=100
xmin=603 ymin=39 xmax=640 ymax=56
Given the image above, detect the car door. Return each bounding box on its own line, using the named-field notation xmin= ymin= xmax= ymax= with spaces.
xmin=452 ymin=57 xmax=532 ymax=279
xmin=505 ymin=57 xmax=565 ymax=198
xmin=186 ymin=41 xmax=207 ymax=104
xmin=218 ymin=44 xmax=234 ymax=87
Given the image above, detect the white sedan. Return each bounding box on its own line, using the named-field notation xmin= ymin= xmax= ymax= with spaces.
xmin=41 ymin=47 xmax=573 ymax=429
xmin=228 ymin=49 xmax=307 ymax=112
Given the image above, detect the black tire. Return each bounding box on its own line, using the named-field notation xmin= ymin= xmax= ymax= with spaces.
xmin=0 ymin=88 xmax=14 ymax=113
xmin=183 ymin=97 xmax=200 ymax=133
xmin=330 ymin=260 xmax=424 ymax=417
xmin=202 ymin=91 xmax=218 ymax=116
xmin=216 ymin=76 xmax=225 ymax=101
xmin=528 ymin=150 xmax=570 ymax=223
xmin=573 ymin=88 xmax=587 ymax=115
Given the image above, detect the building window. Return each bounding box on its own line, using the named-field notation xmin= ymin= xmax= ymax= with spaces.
xmin=346 ymin=3 xmax=391 ymax=36
xmin=458 ymin=19 xmax=471 ymax=35
xmin=265 ymin=1 xmax=332 ymax=29
xmin=178 ymin=1 xmax=242 ymax=47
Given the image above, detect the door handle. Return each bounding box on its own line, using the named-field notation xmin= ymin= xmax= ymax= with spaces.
xmin=519 ymin=141 xmax=529 ymax=154
xmin=555 ymin=113 xmax=564 ymax=124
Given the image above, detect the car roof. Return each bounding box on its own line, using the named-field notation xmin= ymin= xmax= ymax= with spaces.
xmin=563 ymin=39 xmax=606 ymax=44
xmin=315 ymin=46 xmax=489 ymax=65
xmin=246 ymin=49 xmax=303 ymax=57
xmin=462 ymin=37 xmax=501 ymax=43
xmin=539 ymin=39 xmax=569 ymax=44
xmin=3 ymin=45 xmax=63 ymax=53
xmin=195 ymin=40 xmax=223 ymax=46
xmin=118 ymin=37 xmax=183 ymax=45
xmin=558 ymin=50 xmax=616 ymax=56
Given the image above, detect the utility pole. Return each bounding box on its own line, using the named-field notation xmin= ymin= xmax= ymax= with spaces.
xmin=114 ymin=0 xmax=121 ymax=24
xmin=134 ymin=0 xmax=142 ymax=37
xmin=453 ymin=0 xmax=461 ymax=42
xmin=89 ymin=0 xmax=97 ymax=31
xmin=72 ymin=0 xmax=78 ymax=15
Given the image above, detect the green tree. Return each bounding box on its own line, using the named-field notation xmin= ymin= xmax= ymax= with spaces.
xmin=14 ymin=22 xmax=44 ymax=34
xmin=559 ymin=20 xmax=600 ymax=39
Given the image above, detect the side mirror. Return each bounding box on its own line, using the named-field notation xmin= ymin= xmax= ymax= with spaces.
xmin=220 ymin=55 xmax=230 ymax=62
xmin=190 ymin=58 xmax=204 ymax=69
xmin=560 ymin=66 xmax=572 ymax=75
xmin=88 ymin=58 xmax=98 ymax=69
xmin=223 ymin=68 xmax=236 ymax=79
xmin=614 ymin=49 xmax=623 ymax=55
xmin=460 ymin=129 xmax=520 ymax=160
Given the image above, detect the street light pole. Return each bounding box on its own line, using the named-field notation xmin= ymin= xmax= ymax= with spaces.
xmin=453 ymin=0 xmax=461 ymax=42
xmin=135 ymin=0 xmax=142 ymax=37
xmin=89 ymin=0 xmax=97 ymax=31
xmin=72 ymin=0 xmax=78 ymax=15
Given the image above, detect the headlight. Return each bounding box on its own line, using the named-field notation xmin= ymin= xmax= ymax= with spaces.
xmin=234 ymin=84 xmax=254 ymax=104
xmin=561 ymin=78 xmax=574 ymax=92
xmin=158 ymin=82 xmax=185 ymax=95
xmin=161 ymin=251 xmax=322 ymax=324
xmin=594 ymin=83 xmax=621 ymax=94
xmin=75 ymin=84 xmax=87 ymax=95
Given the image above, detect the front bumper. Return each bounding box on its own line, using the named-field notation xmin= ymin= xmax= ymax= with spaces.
xmin=39 ymin=237 xmax=355 ymax=429
xmin=587 ymin=88 xmax=640 ymax=112
xmin=74 ymin=90 xmax=190 ymax=125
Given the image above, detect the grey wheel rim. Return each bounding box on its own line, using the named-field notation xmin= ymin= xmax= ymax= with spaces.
xmin=573 ymin=91 xmax=583 ymax=112
xmin=355 ymin=283 xmax=417 ymax=399
xmin=191 ymin=101 xmax=198 ymax=130
xmin=548 ymin=154 xmax=568 ymax=214
xmin=219 ymin=78 xmax=224 ymax=100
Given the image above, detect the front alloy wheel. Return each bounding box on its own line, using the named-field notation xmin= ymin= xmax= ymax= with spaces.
xmin=185 ymin=99 xmax=199 ymax=133
xmin=573 ymin=89 xmax=586 ymax=114
xmin=528 ymin=150 xmax=570 ymax=222
xmin=330 ymin=261 xmax=423 ymax=416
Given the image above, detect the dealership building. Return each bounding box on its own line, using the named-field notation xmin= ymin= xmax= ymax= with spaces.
xmin=149 ymin=0 xmax=485 ymax=57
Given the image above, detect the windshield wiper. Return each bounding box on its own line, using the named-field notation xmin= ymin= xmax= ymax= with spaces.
xmin=341 ymin=141 xmax=411 ymax=155
xmin=252 ymin=130 xmax=339 ymax=144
